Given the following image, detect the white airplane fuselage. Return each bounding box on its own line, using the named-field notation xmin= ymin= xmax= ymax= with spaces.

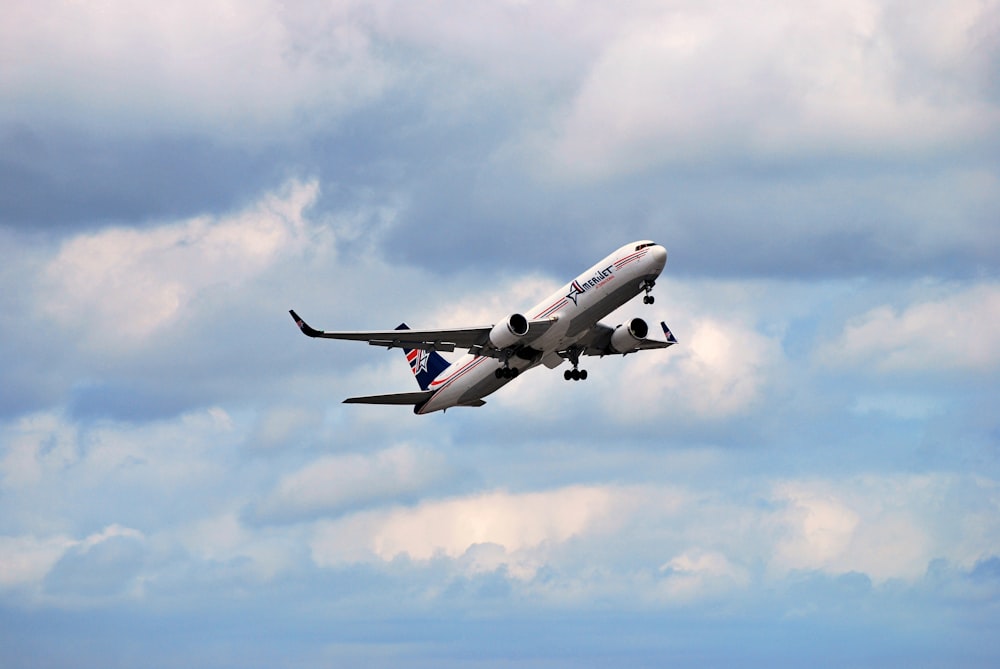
xmin=417 ymin=241 xmax=667 ymax=414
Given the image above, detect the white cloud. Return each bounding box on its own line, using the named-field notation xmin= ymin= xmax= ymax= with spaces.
xmin=248 ymin=406 xmax=325 ymax=451
xmin=0 ymin=409 xmax=239 ymax=534
xmin=349 ymin=273 xmax=802 ymax=426
xmin=541 ymin=0 xmax=998 ymax=180
xmin=767 ymin=475 xmax=976 ymax=582
xmin=770 ymin=483 xmax=862 ymax=574
xmin=819 ymin=282 xmax=1000 ymax=373
xmin=658 ymin=549 xmax=751 ymax=601
xmin=76 ymin=523 xmax=144 ymax=550
xmin=0 ymin=534 xmax=73 ymax=588
xmin=255 ymin=444 xmax=453 ymax=522
xmin=2 ymin=433 xmax=996 ymax=604
xmin=310 ymin=485 xmax=617 ymax=579
xmin=302 ymin=472 xmax=999 ymax=591
xmin=171 ymin=512 xmax=301 ymax=581
xmin=608 ymin=315 xmax=783 ymax=421
xmin=40 ymin=179 xmax=321 ymax=350
xmin=428 ymin=273 xmax=561 ymax=327
xmin=0 ymin=412 xmax=79 ymax=489
xmin=0 ymin=524 xmax=141 ymax=591
xmin=0 ymin=0 xmax=392 ymax=138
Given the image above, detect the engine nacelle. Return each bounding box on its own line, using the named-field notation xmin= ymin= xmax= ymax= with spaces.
xmin=489 ymin=313 xmax=529 ymax=349
xmin=609 ymin=317 xmax=649 ymax=354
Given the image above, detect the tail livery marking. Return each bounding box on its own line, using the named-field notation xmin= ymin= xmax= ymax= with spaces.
xmin=661 ymin=322 xmax=678 ymax=345
xmin=407 ymin=348 xmax=431 ymax=375
xmin=396 ymin=323 xmax=451 ymax=390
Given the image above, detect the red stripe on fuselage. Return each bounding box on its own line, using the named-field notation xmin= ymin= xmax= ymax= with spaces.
xmin=429 ymin=355 xmax=488 ymax=390
xmin=534 ymin=298 xmax=567 ymax=319
xmin=614 ymin=249 xmax=647 ymax=269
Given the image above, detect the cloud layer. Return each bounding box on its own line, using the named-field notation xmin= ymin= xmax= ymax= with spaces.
xmin=2 ymin=1 xmax=999 ymax=667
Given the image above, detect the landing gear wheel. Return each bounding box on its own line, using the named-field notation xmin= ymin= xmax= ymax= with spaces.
xmin=642 ymin=279 xmax=656 ymax=304
xmin=497 ymin=366 xmax=519 ymax=379
xmin=562 ymin=346 xmax=588 ymax=381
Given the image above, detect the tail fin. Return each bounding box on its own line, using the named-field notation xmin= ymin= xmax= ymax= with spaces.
xmin=396 ymin=324 xmax=450 ymax=390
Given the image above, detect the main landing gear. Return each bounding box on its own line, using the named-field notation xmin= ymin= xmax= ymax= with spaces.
xmin=562 ymin=347 xmax=587 ymax=381
xmin=642 ymin=279 xmax=656 ymax=305
xmin=495 ymin=366 xmax=519 ymax=379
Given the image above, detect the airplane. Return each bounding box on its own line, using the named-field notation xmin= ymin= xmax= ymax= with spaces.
xmin=289 ymin=240 xmax=677 ymax=414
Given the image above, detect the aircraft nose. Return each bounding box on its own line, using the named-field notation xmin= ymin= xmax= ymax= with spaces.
xmin=649 ymin=244 xmax=667 ymax=271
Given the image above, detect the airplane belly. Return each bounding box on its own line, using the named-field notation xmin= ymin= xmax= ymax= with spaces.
xmin=455 ymin=359 xmax=538 ymax=405
xmin=417 ymin=358 xmax=539 ymax=413
xmin=417 ymin=357 xmax=497 ymax=413
xmin=458 ymin=377 xmax=504 ymax=405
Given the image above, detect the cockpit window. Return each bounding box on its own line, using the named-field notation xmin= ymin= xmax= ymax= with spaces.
xmin=635 ymin=242 xmax=656 ymax=251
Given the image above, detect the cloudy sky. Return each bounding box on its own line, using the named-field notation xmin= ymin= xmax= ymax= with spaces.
xmin=2 ymin=0 xmax=999 ymax=666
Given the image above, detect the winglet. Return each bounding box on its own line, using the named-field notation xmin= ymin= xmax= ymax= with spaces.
xmin=289 ymin=310 xmax=323 ymax=338
xmin=661 ymin=322 xmax=678 ymax=345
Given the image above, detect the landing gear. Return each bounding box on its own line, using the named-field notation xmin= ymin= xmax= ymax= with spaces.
xmin=562 ymin=347 xmax=588 ymax=381
xmin=495 ymin=366 xmax=519 ymax=379
xmin=494 ymin=348 xmax=521 ymax=380
xmin=641 ymin=279 xmax=656 ymax=304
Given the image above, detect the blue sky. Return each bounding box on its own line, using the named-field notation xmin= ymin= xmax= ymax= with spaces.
xmin=2 ymin=1 xmax=999 ymax=666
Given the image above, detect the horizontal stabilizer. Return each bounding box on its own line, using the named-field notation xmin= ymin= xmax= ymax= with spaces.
xmin=343 ymin=390 xmax=434 ymax=405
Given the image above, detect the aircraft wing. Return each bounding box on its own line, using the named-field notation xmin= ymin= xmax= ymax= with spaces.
xmin=578 ymin=321 xmax=678 ymax=356
xmin=289 ymin=310 xmax=555 ymax=357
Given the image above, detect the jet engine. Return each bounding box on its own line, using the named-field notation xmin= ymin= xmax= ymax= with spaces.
xmin=609 ymin=317 xmax=648 ymax=354
xmin=489 ymin=313 xmax=529 ymax=349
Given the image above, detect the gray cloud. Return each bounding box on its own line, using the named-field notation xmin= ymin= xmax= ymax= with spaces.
xmin=1 ymin=1 xmax=999 ymax=667
xmin=0 ymin=125 xmax=289 ymax=230
xmin=43 ymin=533 xmax=146 ymax=597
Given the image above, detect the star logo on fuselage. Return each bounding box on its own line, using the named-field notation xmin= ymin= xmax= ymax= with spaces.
xmin=566 ymin=280 xmax=585 ymax=306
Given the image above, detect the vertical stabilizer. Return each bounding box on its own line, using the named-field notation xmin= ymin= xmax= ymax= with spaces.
xmin=396 ymin=324 xmax=451 ymax=390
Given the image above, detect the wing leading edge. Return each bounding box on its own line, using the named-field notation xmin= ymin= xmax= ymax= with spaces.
xmin=289 ymin=310 xmax=555 ymax=358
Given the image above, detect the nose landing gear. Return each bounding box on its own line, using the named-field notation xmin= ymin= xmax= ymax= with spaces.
xmin=642 ymin=279 xmax=656 ymax=304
